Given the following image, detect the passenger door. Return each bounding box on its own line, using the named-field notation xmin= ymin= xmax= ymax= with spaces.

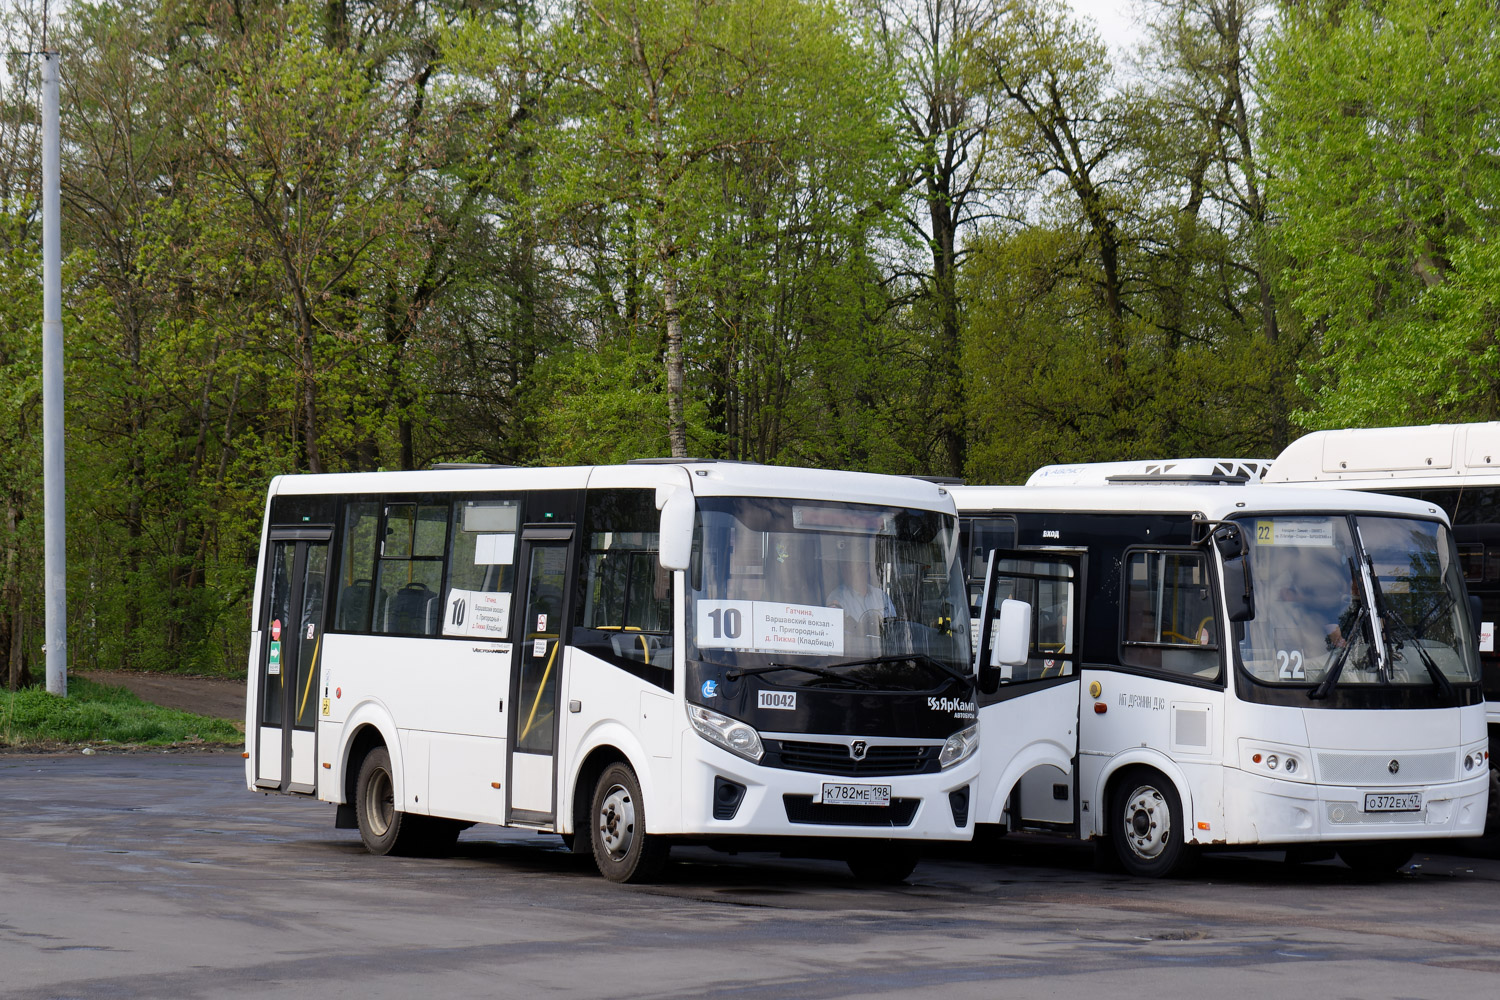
xmin=254 ymin=528 xmax=331 ymax=793
xmin=507 ymin=526 xmax=575 ymax=825
xmin=974 ymin=550 xmax=1085 ymax=829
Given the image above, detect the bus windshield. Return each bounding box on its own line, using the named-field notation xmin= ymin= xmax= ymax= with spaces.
xmin=1234 ymin=514 xmax=1479 ymax=688
xmin=688 ymin=497 xmax=971 ymax=688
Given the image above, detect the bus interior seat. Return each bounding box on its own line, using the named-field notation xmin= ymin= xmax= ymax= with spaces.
xmin=388 ymin=582 xmax=435 ymax=635
xmin=338 ymin=580 xmax=372 ymax=630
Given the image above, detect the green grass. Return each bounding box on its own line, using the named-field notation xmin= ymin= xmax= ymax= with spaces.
xmin=0 ymin=676 xmax=243 ymax=748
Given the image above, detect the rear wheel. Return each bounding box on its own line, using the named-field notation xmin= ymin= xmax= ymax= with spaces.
xmin=1109 ymin=768 xmax=1195 ymax=878
xmin=846 ymin=842 xmax=920 ymax=884
xmin=1337 ymin=842 xmax=1414 ymax=874
xmin=355 ymin=747 xmax=423 ymax=857
xmin=590 ymin=763 xmax=669 ymax=883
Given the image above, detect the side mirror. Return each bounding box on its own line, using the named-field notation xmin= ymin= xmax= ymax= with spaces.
xmin=1470 ymin=595 xmax=1485 ymax=644
xmin=658 ymin=490 xmax=696 ymax=571
xmin=1206 ymin=523 xmax=1254 ymax=622
xmin=992 ymin=599 xmax=1032 ymax=668
xmin=1212 ymin=524 xmax=1246 ymax=559
xmin=978 ymin=598 xmax=1032 ymax=694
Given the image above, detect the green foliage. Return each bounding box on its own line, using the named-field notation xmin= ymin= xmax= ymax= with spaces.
xmin=0 ymin=0 xmax=1490 ymax=678
xmin=1265 ymin=0 xmax=1500 ymax=427
xmin=0 ymin=676 xmax=242 ymax=746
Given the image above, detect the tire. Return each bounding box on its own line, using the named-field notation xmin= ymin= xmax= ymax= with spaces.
xmin=590 ymin=763 xmax=669 ymax=883
xmin=1109 ymin=768 xmax=1196 ymax=878
xmin=1337 ymin=842 xmax=1414 ymax=874
xmin=354 ymin=746 xmax=423 ymax=857
xmin=846 ymin=842 xmax=920 ymax=884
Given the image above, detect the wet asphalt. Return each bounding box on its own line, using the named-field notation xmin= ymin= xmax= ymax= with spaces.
xmin=2 ymin=751 xmax=1498 ymax=999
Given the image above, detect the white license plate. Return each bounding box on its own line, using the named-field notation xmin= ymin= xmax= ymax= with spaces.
xmin=820 ymin=782 xmax=891 ymax=807
xmin=1363 ymin=791 xmax=1422 ymax=813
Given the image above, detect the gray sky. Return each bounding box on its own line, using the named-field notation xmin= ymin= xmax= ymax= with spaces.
xmin=1068 ymin=0 xmax=1146 ymax=60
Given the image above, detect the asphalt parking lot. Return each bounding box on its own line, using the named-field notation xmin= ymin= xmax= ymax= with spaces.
xmin=2 ymin=751 xmax=1498 ymax=1000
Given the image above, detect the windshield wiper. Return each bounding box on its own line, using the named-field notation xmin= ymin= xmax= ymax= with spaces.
xmin=723 ymin=664 xmax=878 ymax=689
xmin=819 ymin=652 xmax=973 ymax=685
xmin=1309 ymin=594 xmax=1363 ymax=700
xmin=1369 ymin=578 xmax=1457 ymax=700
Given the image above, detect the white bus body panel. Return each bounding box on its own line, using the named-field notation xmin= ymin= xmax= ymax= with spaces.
xmin=1220 ymin=703 xmax=1488 ymax=843
xmin=974 ymin=683 xmax=1078 ymax=827
xmin=1077 ymin=668 xmax=1224 ymax=842
xmin=1266 ymin=422 xmax=1500 ymax=484
xmin=556 ymin=647 xmax=670 ymax=834
xmin=316 ymin=632 xmax=509 ymax=822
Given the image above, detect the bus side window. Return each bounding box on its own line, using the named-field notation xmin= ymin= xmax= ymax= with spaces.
xmin=573 ymin=489 xmax=673 ymax=683
xmin=1120 ymin=550 xmax=1220 ymax=680
xmin=335 ymin=501 xmax=381 ymax=632
xmin=448 ymin=499 xmax=520 ymax=596
xmin=373 ymin=503 xmax=448 ymax=636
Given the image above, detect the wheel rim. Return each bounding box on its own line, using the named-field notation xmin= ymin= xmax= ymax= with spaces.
xmin=1122 ymin=783 xmax=1169 ymax=861
xmin=597 ymin=782 xmax=636 ymax=860
xmin=365 ymin=766 xmax=394 ymax=838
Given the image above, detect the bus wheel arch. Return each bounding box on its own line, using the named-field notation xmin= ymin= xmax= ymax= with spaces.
xmin=343 ymin=723 xmax=388 ymax=808
xmin=588 ymin=761 xmax=669 ymax=883
xmin=1104 ymin=765 xmax=1197 ymax=878
xmin=570 ymin=745 xmax=631 ymax=854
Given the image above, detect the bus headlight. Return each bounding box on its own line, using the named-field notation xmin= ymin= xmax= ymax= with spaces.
xmin=687 ymin=704 xmax=763 ymax=762
xmin=939 ymin=724 xmax=980 ymax=770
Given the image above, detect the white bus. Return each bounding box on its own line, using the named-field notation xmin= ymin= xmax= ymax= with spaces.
xmin=1267 ymin=422 xmax=1500 ymax=822
xmin=954 ymin=478 xmax=1488 ymax=876
xmin=246 ymin=462 xmax=1026 ymax=883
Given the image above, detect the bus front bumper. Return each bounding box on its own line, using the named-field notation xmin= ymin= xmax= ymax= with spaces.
xmin=1221 ymin=767 xmax=1489 ymax=844
xmin=679 ymin=741 xmax=979 ymax=841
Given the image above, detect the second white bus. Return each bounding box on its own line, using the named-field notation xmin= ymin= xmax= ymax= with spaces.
xmin=955 ymin=478 xmax=1488 ymax=876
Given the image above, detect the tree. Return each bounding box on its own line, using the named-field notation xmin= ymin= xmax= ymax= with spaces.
xmin=871 ymin=0 xmax=1010 ymax=475
xmin=1264 ymin=0 xmax=1500 ymax=427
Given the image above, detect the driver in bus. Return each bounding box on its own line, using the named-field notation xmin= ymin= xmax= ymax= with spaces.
xmin=829 ymin=544 xmax=895 ymax=647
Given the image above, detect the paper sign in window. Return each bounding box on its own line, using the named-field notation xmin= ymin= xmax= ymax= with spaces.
xmin=442 ymin=588 xmax=512 ymax=639
xmin=696 ymin=599 xmax=843 ymax=655
xmin=474 ymin=533 xmax=515 ymax=565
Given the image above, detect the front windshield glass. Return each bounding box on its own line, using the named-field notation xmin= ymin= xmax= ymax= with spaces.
xmin=1236 ymin=516 xmax=1376 ymax=686
xmin=1355 ymin=516 xmax=1479 ymax=684
xmin=1234 ymin=514 xmax=1479 ymax=687
xmin=688 ymin=497 xmax=971 ymax=688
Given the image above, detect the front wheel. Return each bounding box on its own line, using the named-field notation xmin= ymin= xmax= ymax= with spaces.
xmin=590 ymin=763 xmax=669 ymax=883
xmin=1109 ymin=768 xmax=1196 ymax=878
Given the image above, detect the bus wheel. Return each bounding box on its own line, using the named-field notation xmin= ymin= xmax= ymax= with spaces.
xmin=1110 ymin=769 xmax=1195 ymax=878
xmin=355 ymin=746 xmax=421 ymax=857
xmin=1337 ymin=842 xmax=1414 ymax=874
xmin=590 ymin=763 xmax=668 ymax=883
xmin=846 ymin=842 xmax=920 ymax=883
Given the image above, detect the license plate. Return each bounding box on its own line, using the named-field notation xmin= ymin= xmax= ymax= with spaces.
xmin=1363 ymin=791 xmax=1422 ymax=813
xmin=821 ymin=782 xmax=891 ymax=807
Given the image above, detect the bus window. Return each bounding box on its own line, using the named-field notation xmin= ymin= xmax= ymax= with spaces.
xmin=1121 ymin=551 xmax=1220 ymax=679
xmin=373 ymin=503 xmax=448 ymax=636
xmin=335 ymin=502 xmax=380 ymax=632
xmin=573 ymin=490 xmax=672 ymax=677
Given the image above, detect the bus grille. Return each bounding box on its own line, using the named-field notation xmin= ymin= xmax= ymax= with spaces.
xmin=782 ymin=795 xmax=919 ymax=827
xmin=769 ymin=740 xmax=938 ymax=777
xmin=1315 ymin=751 xmax=1455 ymax=785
